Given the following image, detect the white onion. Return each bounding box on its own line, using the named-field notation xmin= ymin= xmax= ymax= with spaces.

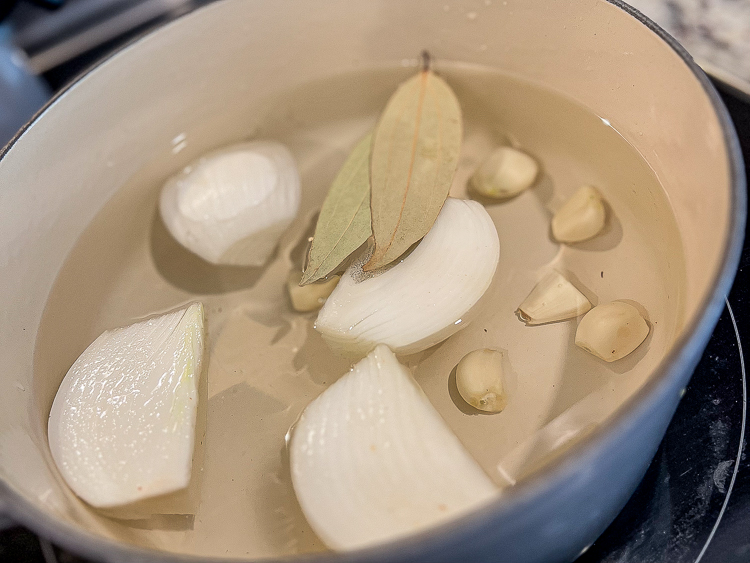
xmin=290 ymin=344 xmax=499 ymax=551
xmin=48 ymin=303 xmax=204 ymax=508
xmin=315 ymin=198 xmax=499 ymax=355
xmin=160 ymin=141 xmax=300 ymax=266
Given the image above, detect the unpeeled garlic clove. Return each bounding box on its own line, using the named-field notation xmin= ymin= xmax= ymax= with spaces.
xmin=455 ymin=349 xmax=506 ymax=413
xmin=160 ymin=141 xmax=300 ymax=266
xmin=287 ymin=270 xmax=340 ymax=313
xmin=290 ymin=344 xmax=499 ymax=551
xmin=48 ymin=304 xmax=205 ymax=508
xmin=517 ymin=271 xmax=591 ymax=325
xmin=575 ymin=301 xmax=649 ymax=362
xmin=470 ymin=146 xmax=539 ymax=199
xmin=551 ymin=185 xmax=606 ymax=243
xmin=315 ymin=198 xmax=499 ymax=356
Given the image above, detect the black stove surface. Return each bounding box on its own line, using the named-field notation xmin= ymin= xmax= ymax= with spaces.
xmin=0 ymin=83 xmax=748 ymax=563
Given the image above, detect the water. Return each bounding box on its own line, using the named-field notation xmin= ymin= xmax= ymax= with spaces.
xmin=33 ymin=63 xmax=686 ymax=558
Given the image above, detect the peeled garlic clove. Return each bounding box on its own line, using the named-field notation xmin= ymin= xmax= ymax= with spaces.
xmin=455 ymin=349 xmax=506 ymax=413
xmin=470 ymin=146 xmax=539 ymax=199
xmin=290 ymin=344 xmax=499 ymax=551
xmin=575 ymin=302 xmax=649 ymax=362
xmin=48 ymin=304 xmax=205 ymax=508
xmin=315 ymin=198 xmax=499 ymax=356
xmin=160 ymin=141 xmax=300 ymax=266
xmin=517 ymin=270 xmax=592 ymax=325
xmin=551 ymin=185 xmax=606 ymax=243
xmin=287 ymin=270 xmax=340 ymax=313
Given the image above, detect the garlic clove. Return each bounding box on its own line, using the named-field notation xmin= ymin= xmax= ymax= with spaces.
xmin=160 ymin=141 xmax=300 ymax=266
xmin=455 ymin=349 xmax=506 ymax=413
xmin=470 ymin=146 xmax=539 ymax=199
xmin=315 ymin=198 xmax=499 ymax=356
xmin=287 ymin=270 xmax=340 ymax=313
xmin=551 ymin=185 xmax=606 ymax=243
xmin=575 ymin=301 xmax=649 ymax=362
xmin=290 ymin=344 xmax=499 ymax=551
xmin=517 ymin=270 xmax=592 ymax=325
xmin=48 ymin=303 xmax=205 ymax=508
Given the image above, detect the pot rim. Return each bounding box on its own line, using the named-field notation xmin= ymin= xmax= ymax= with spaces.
xmin=0 ymin=0 xmax=745 ymax=561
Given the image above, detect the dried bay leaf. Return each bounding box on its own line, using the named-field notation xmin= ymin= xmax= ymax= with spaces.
xmin=301 ymin=133 xmax=373 ymax=285
xmin=365 ymin=69 xmax=462 ymax=271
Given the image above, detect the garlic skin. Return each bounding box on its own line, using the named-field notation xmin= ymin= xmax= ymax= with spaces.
xmin=456 ymin=349 xmax=506 ymax=413
xmin=48 ymin=304 xmax=204 ymax=508
xmin=517 ymin=270 xmax=592 ymax=325
xmin=575 ymin=302 xmax=649 ymax=362
xmin=470 ymin=146 xmax=539 ymax=199
xmin=315 ymin=198 xmax=499 ymax=356
xmin=287 ymin=271 xmax=340 ymax=313
xmin=551 ymin=185 xmax=606 ymax=243
xmin=290 ymin=344 xmax=499 ymax=551
xmin=160 ymin=141 xmax=300 ymax=266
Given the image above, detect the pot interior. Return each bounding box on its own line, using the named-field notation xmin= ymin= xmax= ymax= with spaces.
xmin=0 ymin=0 xmax=734 ymax=560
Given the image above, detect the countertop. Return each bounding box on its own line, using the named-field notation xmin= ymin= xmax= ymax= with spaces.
xmin=629 ymin=0 xmax=750 ymax=95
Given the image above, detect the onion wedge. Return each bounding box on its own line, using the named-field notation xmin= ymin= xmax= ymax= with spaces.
xmin=48 ymin=303 xmax=204 ymax=508
xmin=315 ymin=198 xmax=499 ymax=355
xmin=290 ymin=345 xmax=499 ymax=551
xmin=160 ymin=141 xmax=300 ymax=266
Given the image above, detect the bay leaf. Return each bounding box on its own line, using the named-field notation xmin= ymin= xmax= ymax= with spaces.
xmin=364 ymin=69 xmax=462 ymax=271
xmin=301 ymin=133 xmax=373 ymax=285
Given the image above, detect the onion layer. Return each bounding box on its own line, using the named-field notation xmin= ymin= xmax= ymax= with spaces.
xmin=48 ymin=303 xmax=204 ymax=508
xmin=290 ymin=344 xmax=499 ymax=551
xmin=160 ymin=141 xmax=300 ymax=266
xmin=315 ymin=198 xmax=499 ymax=355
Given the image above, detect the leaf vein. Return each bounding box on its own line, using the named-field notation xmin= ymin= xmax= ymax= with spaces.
xmin=381 ymin=70 xmax=429 ymax=260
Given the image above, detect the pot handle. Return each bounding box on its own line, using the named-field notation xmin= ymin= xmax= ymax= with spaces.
xmin=0 ymin=496 xmax=14 ymax=530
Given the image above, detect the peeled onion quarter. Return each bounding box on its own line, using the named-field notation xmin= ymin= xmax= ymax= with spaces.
xmin=315 ymin=198 xmax=500 ymax=355
xmin=48 ymin=303 xmax=205 ymax=508
xmin=160 ymin=141 xmax=300 ymax=266
xmin=290 ymin=344 xmax=499 ymax=551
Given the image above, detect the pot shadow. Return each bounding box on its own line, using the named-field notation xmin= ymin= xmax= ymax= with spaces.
xmin=292 ymin=321 xmax=352 ymax=387
xmin=530 ymin=171 xmax=555 ymax=207
xmin=108 ymin=513 xmax=196 ymax=531
xmin=253 ymin=444 xmax=327 ymax=555
xmin=149 ymin=209 xmax=267 ymax=294
xmin=200 ymin=381 xmax=325 ymax=554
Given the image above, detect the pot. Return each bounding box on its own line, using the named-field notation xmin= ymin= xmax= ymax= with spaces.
xmin=0 ymin=1 xmax=744 ymax=562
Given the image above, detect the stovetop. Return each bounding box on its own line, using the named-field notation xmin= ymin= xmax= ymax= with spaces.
xmin=0 ymin=12 xmax=748 ymax=563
